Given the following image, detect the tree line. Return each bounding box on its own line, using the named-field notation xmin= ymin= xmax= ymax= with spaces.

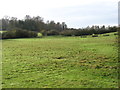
xmin=0 ymin=15 xmax=118 ymax=39
xmin=1 ymin=15 xmax=67 ymax=32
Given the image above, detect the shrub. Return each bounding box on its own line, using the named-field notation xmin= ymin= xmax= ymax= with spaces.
xmin=103 ymin=34 xmax=109 ymax=36
xmin=47 ymin=30 xmax=59 ymax=36
xmin=41 ymin=30 xmax=47 ymax=36
xmin=0 ymin=33 xmax=2 ymax=39
xmin=2 ymin=29 xmax=37 ymax=39
xmin=2 ymin=31 xmax=16 ymax=39
xmin=114 ymin=33 xmax=118 ymax=35
xmin=92 ymin=34 xmax=98 ymax=37
xmin=60 ymin=30 xmax=74 ymax=36
xmin=60 ymin=30 xmax=92 ymax=36
xmin=37 ymin=33 xmax=43 ymax=38
xmin=81 ymin=35 xmax=87 ymax=38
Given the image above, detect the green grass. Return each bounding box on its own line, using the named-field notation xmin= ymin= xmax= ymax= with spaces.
xmin=2 ymin=32 xmax=118 ymax=88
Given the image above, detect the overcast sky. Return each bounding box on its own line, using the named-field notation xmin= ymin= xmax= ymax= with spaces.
xmin=0 ymin=0 xmax=119 ymax=28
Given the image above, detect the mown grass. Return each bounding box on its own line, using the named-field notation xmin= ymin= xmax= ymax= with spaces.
xmin=2 ymin=32 xmax=118 ymax=88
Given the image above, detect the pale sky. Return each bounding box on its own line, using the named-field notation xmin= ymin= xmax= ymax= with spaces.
xmin=0 ymin=0 xmax=119 ymax=28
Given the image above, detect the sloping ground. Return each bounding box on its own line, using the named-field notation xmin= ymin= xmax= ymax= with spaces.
xmin=2 ymin=32 xmax=118 ymax=88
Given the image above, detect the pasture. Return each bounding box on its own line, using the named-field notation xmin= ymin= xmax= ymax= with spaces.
xmin=2 ymin=32 xmax=118 ymax=88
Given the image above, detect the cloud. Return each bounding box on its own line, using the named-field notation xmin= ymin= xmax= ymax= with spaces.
xmin=42 ymin=0 xmax=118 ymax=28
xmin=0 ymin=0 xmax=119 ymax=28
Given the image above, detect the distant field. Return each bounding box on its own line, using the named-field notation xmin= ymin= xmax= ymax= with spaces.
xmin=2 ymin=32 xmax=118 ymax=88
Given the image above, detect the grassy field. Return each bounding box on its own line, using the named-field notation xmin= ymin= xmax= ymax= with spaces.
xmin=2 ymin=32 xmax=118 ymax=88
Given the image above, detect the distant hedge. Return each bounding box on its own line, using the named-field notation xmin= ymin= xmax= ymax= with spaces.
xmin=41 ymin=30 xmax=59 ymax=36
xmin=2 ymin=29 xmax=38 ymax=39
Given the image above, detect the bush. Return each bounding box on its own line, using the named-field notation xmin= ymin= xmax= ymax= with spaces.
xmin=41 ymin=30 xmax=47 ymax=36
xmin=114 ymin=33 xmax=118 ymax=35
xmin=92 ymin=34 xmax=98 ymax=37
xmin=81 ymin=35 xmax=87 ymax=38
xmin=47 ymin=30 xmax=59 ymax=36
xmin=0 ymin=33 xmax=2 ymax=39
xmin=2 ymin=31 xmax=15 ymax=39
xmin=60 ymin=30 xmax=92 ymax=36
xmin=2 ymin=29 xmax=37 ymax=39
xmin=60 ymin=30 xmax=74 ymax=36
xmin=103 ymin=34 xmax=109 ymax=36
xmin=37 ymin=33 xmax=43 ymax=38
xmin=40 ymin=30 xmax=59 ymax=36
